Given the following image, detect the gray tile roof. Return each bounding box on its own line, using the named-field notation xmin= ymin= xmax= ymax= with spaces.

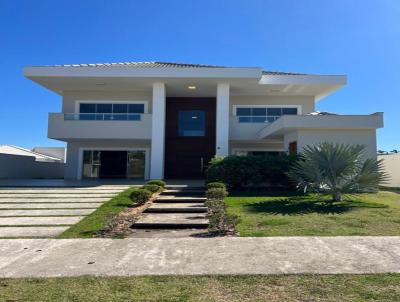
xmin=49 ymin=61 xmax=307 ymax=75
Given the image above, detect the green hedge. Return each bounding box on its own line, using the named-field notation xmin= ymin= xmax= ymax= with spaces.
xmin=206 ymin=154 xmax=297 ymax=189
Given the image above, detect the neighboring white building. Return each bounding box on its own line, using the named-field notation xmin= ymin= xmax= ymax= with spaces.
xmin=0 ymin=145 xmax=65 ymax=179
xmin=378 ymin=153 xmax=400 ymax=187
xmin=24 ymin=61 xmax=383 ymax=180
xmin=0 ymin=145 xmax=63 ymax=162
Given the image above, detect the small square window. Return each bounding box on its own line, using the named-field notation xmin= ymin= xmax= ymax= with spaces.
xmin=97 ymin=104 xmax=112 ymax=113
xmin=282 ymin=108 xmax=298 ymax=115
xmin=113 ymin=104 xmax=128 ymax=113
xmin=80 ymin=104 xmax=96 ymax=113
xmin=128 ymin=104 xmax=145 ymax=113
xmin=267 ymin=108 xmax=282 ymax=116
xmin=236 ymin=108 xmax=251 ymax=116
xmin=252 ymin=108 xmax=267 ymax=116
xmin=178 ymin=110 xmax=205 ymax=136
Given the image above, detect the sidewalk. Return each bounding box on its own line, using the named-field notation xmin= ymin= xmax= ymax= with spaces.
xmin=1 ymin=237 xmax=400 ymax=278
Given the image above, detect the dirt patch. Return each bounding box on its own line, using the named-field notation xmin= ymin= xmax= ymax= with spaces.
xmin=98 ymin=193 xmax=159 ymax=238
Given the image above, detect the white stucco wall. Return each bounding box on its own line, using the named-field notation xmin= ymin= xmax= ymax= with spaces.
xmin=65 ymin=140 xmax=151 ymax=180
xmin=378 ymin=154 xmax=400 ymax=187
xmin=284 ymin=129 xmax=378 ymax=159
xmin=230 ymin=141 xmax=285 ymax=154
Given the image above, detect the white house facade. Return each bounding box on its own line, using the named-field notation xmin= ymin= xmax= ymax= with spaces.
xmin=24 ymin=62 xmax=383 ymax=180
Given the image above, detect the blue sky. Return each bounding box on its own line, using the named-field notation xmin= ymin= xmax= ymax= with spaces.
xmin=0 ymin=0 xmax=399 ymax=151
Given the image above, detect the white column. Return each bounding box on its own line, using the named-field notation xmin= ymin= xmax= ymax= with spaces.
xmin=150 ymin=82 xmax=166 ymax=179
xmin=216 ymin=83 xmax=230 ymax=156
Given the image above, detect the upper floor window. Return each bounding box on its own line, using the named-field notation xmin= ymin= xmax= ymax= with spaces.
xmin=235 ymin=106 xmax=298 ymax=123
xmin=78 ymin=103 xmax=145 ymax=121
xmin=178 ymin=110 xmax=205 ymax=137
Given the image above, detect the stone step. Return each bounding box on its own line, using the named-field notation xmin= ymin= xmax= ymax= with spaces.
xmin=0 ymin=198 xmax=109 ymax=203
xmin=155 ymin=197 xmax=207 ymax=203
xmin=0 ymin=226 xmax=69 ymax=238
xmin=165 ymin=186 xmax=205 ymax=190
xmin=145 ymin=203 xmax=207 ymax=213
xmin=132 ymin=213 xmax=209 ymax=229
xmin=0 ymin=202 xmax=103 ymax=209
xmin=160 ymin=190 xmax=204 ymax=196
xmin=0 ymin=209 xmax=95 ymax=217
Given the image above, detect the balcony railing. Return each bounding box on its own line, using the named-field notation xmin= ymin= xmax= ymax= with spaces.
xmin=48 ymin=112 xmax=152 ymax=140
xmin=64 ymin=113 xmax=142 ymax=121
xmin=236 ymin=115 xmax=281 ymax=123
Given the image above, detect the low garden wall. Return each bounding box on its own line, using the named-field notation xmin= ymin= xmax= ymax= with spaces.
xmin=0 ymin=153 xmax=65 ymax=179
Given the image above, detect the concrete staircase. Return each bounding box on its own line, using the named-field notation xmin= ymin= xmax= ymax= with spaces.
xmin=130 ymin=186 xmax=209 ymax=236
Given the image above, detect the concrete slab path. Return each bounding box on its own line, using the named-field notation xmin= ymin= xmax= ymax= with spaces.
xmin=1 ymin=237 xmax=400 ymax=277
xmin=0 ymin=227 xmax=69 ymax=238
xmin=0 ymin=209 xmax=95 ymax=217
xmin=0 ymin=185 xmax=127 ymax=238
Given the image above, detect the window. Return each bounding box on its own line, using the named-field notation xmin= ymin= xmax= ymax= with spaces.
xmin=178 ymin=110 xmax=205 ymax=137
xmin=78 ymin=103 xmax=145 ymax=121
xmin=82 ymin=150 xmax=146 ymax=179
xmin=236 ymin=106 xmax=298 ymax=123
xmin=82 ymin=150 xmax=101 ymax=178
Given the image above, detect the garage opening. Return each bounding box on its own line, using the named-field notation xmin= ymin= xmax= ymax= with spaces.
xmin=82 ymin=150 xmax=145 ymax=179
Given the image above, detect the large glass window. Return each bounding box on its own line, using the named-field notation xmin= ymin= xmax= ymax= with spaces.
xmin=178 ymin=110 xmax=206 ymax=137
xmin=236 ymin=106 xmax=298 ymax=123
xmin=77 ymin=103 xmax=145 ymax=121
xmin=82 ymin=150 xmax=145 ymax=179
xmin=82 ymin=151 xmax=101 ymax=178
xmin=127 ymin=151 xmax=145 ymax=179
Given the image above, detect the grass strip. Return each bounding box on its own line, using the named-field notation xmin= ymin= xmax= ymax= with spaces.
xmin=57 ymin=187 xmax=137 ymax=238
xmin=1 ymin=274 xmax=400 ymax=301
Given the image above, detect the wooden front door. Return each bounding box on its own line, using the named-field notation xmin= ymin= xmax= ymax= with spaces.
xmin=164 ymin=98 xmax=216 ymax=179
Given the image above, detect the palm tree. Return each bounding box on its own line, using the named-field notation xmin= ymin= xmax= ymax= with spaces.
xmin=288 ymin=142 xmax=388 ymax=202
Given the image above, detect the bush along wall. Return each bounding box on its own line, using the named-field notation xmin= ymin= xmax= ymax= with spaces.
xmin=205 ymin=182 xmax=239 ymax=235
xmin=206 ymin=154 xmax=297 ymax=189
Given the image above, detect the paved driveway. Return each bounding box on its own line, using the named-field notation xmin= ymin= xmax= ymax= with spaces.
xmin=0 ymin=185 xmax=130 ymax=238
xmin=0 ymin=237 xmax=400 ymax=277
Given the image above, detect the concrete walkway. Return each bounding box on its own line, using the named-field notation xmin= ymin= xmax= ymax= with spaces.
xmin=1 ymin=237 xmax=400 ymax=277
xmin=0 ymin=185 xmax=129 ymax=238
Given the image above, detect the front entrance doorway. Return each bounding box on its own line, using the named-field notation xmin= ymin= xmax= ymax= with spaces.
xmin=82 ymin=150 xmax=145 ymax=179
xmin=99 ymin=151 xmax=127 ymax=178
xmin=164 ymin=98 xmax=216 ymax=179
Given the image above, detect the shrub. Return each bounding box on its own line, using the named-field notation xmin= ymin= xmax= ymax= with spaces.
xmin=142 ymin=184 xmax=162 ymax=193
xmin=130 ymin=189 xmax=152 ymax=205
xmin=146 ymin=180 xmax=166 ymax=188
xmin=206 ymin=154 xmax=297 ymax=189
xmin=206 ymin=182 xmax=226 ymax=190
xmin=205 ymin=187 xmax=228 ymax=200
xmin=289 ymin=142 xmax=388 ymax=202
xmin=205 ymin=198 xmax=239 ymax=234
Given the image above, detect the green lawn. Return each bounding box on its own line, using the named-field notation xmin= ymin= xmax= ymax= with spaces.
xmin=57 ymin=187 xmax=137 ymax=238
xmin=0 ymin=274 xmax=399 ymax=301
xmin=225 ymin=190 xmax=400 ymax=236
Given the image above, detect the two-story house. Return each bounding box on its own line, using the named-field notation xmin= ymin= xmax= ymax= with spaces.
xmin=24 ymin=62 xmax=383 ymax=180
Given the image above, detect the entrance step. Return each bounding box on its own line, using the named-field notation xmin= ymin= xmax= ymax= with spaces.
xmin=154 ymin=197 xmax=207 ymax=203
xmin=160 ymin=190 xmax=204 ymax=197
xmin=145 ymin=203 xmax=207 ymax=213
xmin=132 ymin=213 xmax=208 ymax=229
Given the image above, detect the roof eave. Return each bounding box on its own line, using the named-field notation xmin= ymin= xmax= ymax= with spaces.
xmin=24 ymin=66 xmax=263 ymax=79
